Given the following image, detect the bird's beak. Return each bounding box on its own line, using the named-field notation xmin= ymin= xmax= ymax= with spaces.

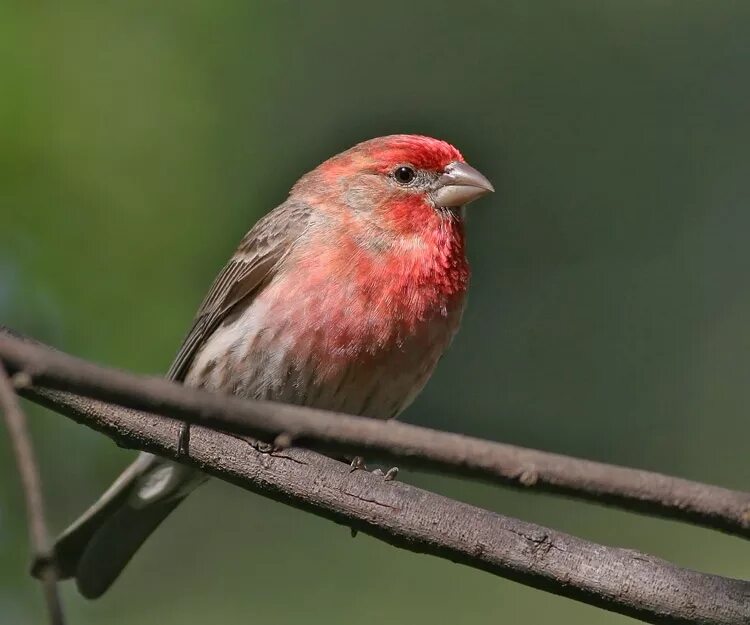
xmin=433 ymin=161 xmax=494 ymax=208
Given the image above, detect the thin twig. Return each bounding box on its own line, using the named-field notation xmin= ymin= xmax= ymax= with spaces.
xmin=26 ymin=386 xmax=750 ymax=625
xmin=0 ymin=361 xmax=66 ymax=625
xmin=1 ymin=327 xmax=748 ymax=538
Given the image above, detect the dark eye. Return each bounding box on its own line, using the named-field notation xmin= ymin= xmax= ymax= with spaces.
xmin=393 ymin=166 xmax=416 ymax=184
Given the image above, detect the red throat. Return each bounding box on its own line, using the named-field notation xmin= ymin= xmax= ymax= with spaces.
xmin=266 ymin=210 xmax=468 ymax=378
xmin=275 ymin=134 xmax=472 ymax=379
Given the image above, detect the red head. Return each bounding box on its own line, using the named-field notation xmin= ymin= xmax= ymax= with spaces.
xmin=292 ymin=135 xmax=493 ymax=232
xmin=335 ymin=134 xmax=466 ymax=173
xmin=284 ymin=134 xmax=493 ymax=328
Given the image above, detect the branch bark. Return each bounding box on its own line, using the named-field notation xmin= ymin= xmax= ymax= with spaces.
xmin=22 ymin=385 xmax=750 ymax=625
xmin=1 ymin=328 xmax=748 ymax=539
xmin=0 ymin=361 xmax=66 ymax=625
xmin=1 ymin=328 xmax=749 ymax=623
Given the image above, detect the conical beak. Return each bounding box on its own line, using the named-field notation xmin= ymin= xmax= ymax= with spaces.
xmin=433 ymin=161 xmax=494 ymax=208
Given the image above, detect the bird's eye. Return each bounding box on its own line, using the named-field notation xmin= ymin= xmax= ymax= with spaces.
xmin=393 ymin=166 xmax=416 ymax=185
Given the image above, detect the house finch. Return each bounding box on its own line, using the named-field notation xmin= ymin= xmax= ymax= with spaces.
xmin=41 ymin=134 xmax=493 ymax=598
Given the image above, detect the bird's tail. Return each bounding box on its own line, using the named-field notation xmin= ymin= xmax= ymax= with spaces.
xmin=34 ymin=453 xmax=198 ymax=599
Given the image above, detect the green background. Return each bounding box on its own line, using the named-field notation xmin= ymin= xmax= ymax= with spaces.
xmin=1 ymin=2 xmax=749 ymax=623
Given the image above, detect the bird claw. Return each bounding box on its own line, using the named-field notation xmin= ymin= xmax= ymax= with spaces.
xmin=349 ymin=458 xmax=398 ymax=482
xmin=373 ymin=467 xmax=399 ymax=481
xmin=349 ymin=456 xmax=367 ymax=472
xmin=346 ymin=459 xmax=397 ymax=538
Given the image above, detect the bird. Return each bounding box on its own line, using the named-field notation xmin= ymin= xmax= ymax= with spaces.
xmin=37 ymin=134 xmax=494 ymax=598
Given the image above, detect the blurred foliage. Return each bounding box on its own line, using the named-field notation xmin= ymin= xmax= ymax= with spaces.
xmin=1 ymin=2 xmax=749 ymax=623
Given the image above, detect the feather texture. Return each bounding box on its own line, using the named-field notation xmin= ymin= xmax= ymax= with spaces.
xmin=168 ymin=199 xmax=312 ymax=381
xmin=43 ymin=134 xmax=490 ymax=598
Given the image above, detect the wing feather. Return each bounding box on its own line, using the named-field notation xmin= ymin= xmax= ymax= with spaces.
xmin=167 ymin=199 xmax=311 ymax=382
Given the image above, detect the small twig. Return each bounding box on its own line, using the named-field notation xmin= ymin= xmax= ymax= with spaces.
xmin=0 ymin=361 xmax=66 ymax=625
xmin=0 ymin=327 xmax=748 ymax=539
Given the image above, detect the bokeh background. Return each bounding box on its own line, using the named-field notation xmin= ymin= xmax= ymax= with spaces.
xmin=2 ymin=2 xmax=749 ymax=623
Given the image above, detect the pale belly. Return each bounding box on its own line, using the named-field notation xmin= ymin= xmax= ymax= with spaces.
xmin=184 ymin=285 xmax=464 ymax=420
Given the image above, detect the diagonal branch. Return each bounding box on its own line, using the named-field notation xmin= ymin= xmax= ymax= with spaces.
xmin=21 ymin=385 xmax=750 ymax=625
xmin=0 ymin=361 xmax=66 ymax=625
xmin=0 ymin=327 xmax=748 ymax=539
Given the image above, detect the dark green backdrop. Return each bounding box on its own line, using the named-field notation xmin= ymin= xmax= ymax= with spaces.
xmin=1 ymin=2 xmax=749 ymax=623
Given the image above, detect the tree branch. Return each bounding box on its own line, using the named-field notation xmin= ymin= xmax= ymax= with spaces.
xmin=0 ymin=327 xmax=748 ymax=539
xmin=0 ymin=361 xmax=66 ymax=625
xmin=1 ymin=329 xmax=749 ymax=623
xmin=21 ymin=385 xmax=750 ymax=625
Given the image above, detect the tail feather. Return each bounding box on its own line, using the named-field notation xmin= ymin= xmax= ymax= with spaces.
xmin=74 ymin=496 xmax=185 ymax=598
xmin=46 ymin=479 xmax=133 ymax=580
xmin=34 ymin=453 xmax=193 ymax=598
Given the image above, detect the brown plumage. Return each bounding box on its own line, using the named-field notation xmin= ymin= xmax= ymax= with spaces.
xmin=39 ymin=135 xmax=493 ymax=598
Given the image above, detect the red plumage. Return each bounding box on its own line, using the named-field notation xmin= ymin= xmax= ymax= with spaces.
xmin=45 ymin=134 xmax=493 ymax=599
xmin=188 ymin=135 xmax=476 ymax=417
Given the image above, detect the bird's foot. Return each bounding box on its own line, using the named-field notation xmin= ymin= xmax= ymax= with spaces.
xmin=372 ymin=467 xmax=399 ymax=481
xmin=347 ymin=460 xmax=398 ymax=540
xmin=349 ymin=457 xmax=398 ymax=481
xmin=349 ymin=456 xmax=367 ymax=472
xmin=384 ymin=467 xmax=399 ymax=481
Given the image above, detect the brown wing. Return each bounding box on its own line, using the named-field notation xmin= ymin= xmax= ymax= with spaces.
xmin=167 ymin=199 xmax=311 ymax=382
